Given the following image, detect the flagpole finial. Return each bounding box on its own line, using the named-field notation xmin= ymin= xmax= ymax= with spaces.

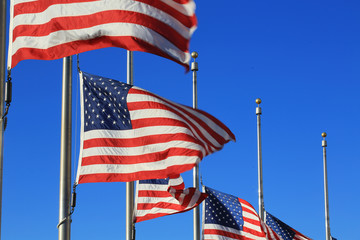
xmin=255 ymin=98 xmax=261 ymax=105
xmin=322 ymin=132 xmax=327 ymax=138
xmin=191 ymin=51 xmax=198 ymax=59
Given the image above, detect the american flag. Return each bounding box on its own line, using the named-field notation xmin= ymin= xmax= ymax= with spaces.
xmin=76 ymin=72 xmax=235 ymax=184
xmin=265 ymin=211 xmax=312 ymax=240
xmin=134 ymin=174 xmax=207 ymax=222
xmin=8 ymin=0 xmax=197 ymax=69
xmin=202 ymin=186 xmax=267 ymax=240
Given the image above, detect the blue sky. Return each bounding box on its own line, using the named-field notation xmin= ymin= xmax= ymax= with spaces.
xmin=3 ymin=1 xmax=360 ymax=239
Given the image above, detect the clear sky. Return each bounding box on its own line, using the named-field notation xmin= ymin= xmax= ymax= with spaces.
xmin=3 ymin=1 xmax=360 ymax=239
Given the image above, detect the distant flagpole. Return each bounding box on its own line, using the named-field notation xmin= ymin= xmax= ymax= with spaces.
xmin=0 ymin=0 xmax=7 ymax=238
xmin=58 ymin=56 xmax=72 ymax=240
xmin=191 ymin=51 xmax=200 ymax=240
xmin=126 ymin=50 xmax=134 ymax=240
xmin=256 ymin=98 xmax=264 ymax=220
xmin=322 ymin=132 xmax=331 ymax=240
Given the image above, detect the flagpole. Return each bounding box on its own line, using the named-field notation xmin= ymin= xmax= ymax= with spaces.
xmin=191 ymin=51 xmax=200 ymax=240
xmin=256 ymin=98 xmax=264 ymax=220
xmin=58 ymin=56 xmax=72 ymax=240
xmin=322 ymin=132 xmax=330 ymax=240
xmin=0 ymin=0 xmax=7 ymax=238
xmin=126 ymin=50 xmax=134 ymax=240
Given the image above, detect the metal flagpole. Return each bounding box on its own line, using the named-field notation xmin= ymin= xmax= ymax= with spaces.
xmin=322 ymin=132 xmax=331 ymax=240
xmin=191 ymin=51 xmax=200 ymax=240
xmin=256 ymin=98 xmax=264 ymax=220
xmin=126 ymin=50 xmax=134 ymax=240
xmin=0 ymin=0 xmax=7 ymax=238
xmin=58 ymin=56 xmax=72 ymax=240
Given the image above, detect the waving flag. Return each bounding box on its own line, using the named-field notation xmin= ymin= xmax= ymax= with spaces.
xmin=202 ymin=186 xmax=267 ymax=240
xmin=265 ymin=211 xmax=312 ymax=240
xmin=8 ymin=0 xmax=197 ymax=69
xmin=134 ymin=174 xmax=207 ymax=222
xmin=76 ymin=72 xmax=235 ymax=184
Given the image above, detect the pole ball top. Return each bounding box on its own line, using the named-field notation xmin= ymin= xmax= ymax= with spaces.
xmin=321 ymin=132 xmax=327 ymax=138
xmin=255 ymin=98 xmax=262 ymax=104
xmin=191 ymin=52 xmax=198 ymax=59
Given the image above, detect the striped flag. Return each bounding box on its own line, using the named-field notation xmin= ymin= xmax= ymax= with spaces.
xmin=8 ymin=0 xmax=197 ymax=69
xmin=76 ymin=72 xmax=235 ymax=184
xmin=134 ymin=174 xmax=207 ymax=222
xmin=202 ymin=186 xmax=267 ymax=240
xmin=265 ymin=211 xmax=312 ymax=240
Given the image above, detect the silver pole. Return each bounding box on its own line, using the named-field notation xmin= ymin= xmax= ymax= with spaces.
xmin=58 ymin=56 xmax=72 ymax=240
xmin=322 ymin=132 xmax=330 ymax=240
xmin=191 ymin=52 xmax=200 ymax=240
xmin=0 ymin=0 xmax=6 ymax=238
xmin=126 ymin=50 xmax=134 ymax=240
xmin=256 ymin=98 xmax=264 ymax=220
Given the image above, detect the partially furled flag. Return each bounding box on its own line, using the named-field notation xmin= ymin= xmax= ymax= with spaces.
xmin=8 ymin=0 xmax=197 ymax=69
xmin=76 ymin=72 xmax=235 ymax=184
xmin=202 ymin=186 xmax=267 ymax=240
xmin=265 ymin=211 xmax=312 ymax=240
xmin=134 ymin=174 xmax=207 ymax=222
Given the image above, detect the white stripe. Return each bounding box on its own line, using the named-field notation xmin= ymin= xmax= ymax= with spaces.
xmin=187 ymin=189 xmax=202 ymax=207
xmin=82 ymin=140 xmax=203 ymax=157
xmin=79 ymin=155 xmax=200 ymax=175
xmin=136 ymin=207 xmax=184 ymax=217
xmin=7 ymin=0 xmax=15 ymax=68
xmin=204 ymin=224 xmax=266 ymax=240
xmin=11 ymin=22 xmax=189 ymax=63
xmin=243 ymin=211 xmax=262 ymax=222
xmin=159 ymin=0 xmax=196 ymax=16
xmin=84 ymin=126 xmax=193 ymax=140
xmin=168 ymin=175 xmax=184 ymax=186
xmin=129 ymin=108 xmax=220 ymax=149
xmin=76 ymin=71 xmax=86 ymax=184
xmin=13 ymin=0 xmax=35 ymax=4
xmin=130 ymin=86 xmax=234 ymax=143
xmin=242 ymin=203 xmax=260 ymax=216
xmin=128 ymin=88 xmax=231 ymax=149
xmin=136 ymin=196 xmax=176 ymax=204
xmin=137 ymin=184 xmax=168 ymax=191
xmin=12 ymin=0 xmax=193 ymax=39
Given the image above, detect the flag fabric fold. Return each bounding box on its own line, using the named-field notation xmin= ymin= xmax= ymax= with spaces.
xmin=202 ymin=186 xmax=267 ymax=240
xmin=134 ymin=174 xmax=207 ymax=222
xmin=8 ymin=0 xmax=197 ymax=69
xmin=76 ymin=72 xmax=235 ymax=184
xmin=265 ymin=211 xmax=312 ymax=240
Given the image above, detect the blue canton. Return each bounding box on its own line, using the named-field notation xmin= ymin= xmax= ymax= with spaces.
xmin=139 ymin=179 xmax=169 ymax=185
xmin=204 ymin=187 xmax=244 ymax=230
xmin=82 ymin=72 xmax=132 ymax=132
xmin=266 ymin=212 xmax=295 ymax=239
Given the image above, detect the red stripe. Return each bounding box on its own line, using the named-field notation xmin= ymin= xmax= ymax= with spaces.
xmin=13 ymin=0 xmax=97 ymax=16
xmin=172 ymin=0 xmax=191 ymax=4
xmin=131 ymin=117 xmax=193 ymax=129
xmin=11 ymin=35 xmax=189 ymax=70
xmin=138 ymin=190 xmax=171 ymax=198
xmin=137 ymin=202 xmax=187 ymax=211
xmin=129 ymin=89 xmax=230 ymax=153
xmin=14 ymin=0 xmax=196 ymax=29
xmin=243 ymin=216 xmax=261 ymax=227
xmin=81 ymin=148 xmax=203 ymax=165
xmin=130 ymin=88 xmax=233 ymax=146
xmin=13 ymin=10 xmax=189 ymax=52
xmin=134 ymin=0 xmax=197 ymax=28
xmin=83 ymin=132 xmax=200 ymax=148
xmin=78 ymin=163 xmax=195 ymax=183
xmin=203 ymin=228 xmax=266 ymax=239
xmin=135 ymin=208 xmax=192 ymax=223
xmin=196 ymin=107 xmax=236 ymax=142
